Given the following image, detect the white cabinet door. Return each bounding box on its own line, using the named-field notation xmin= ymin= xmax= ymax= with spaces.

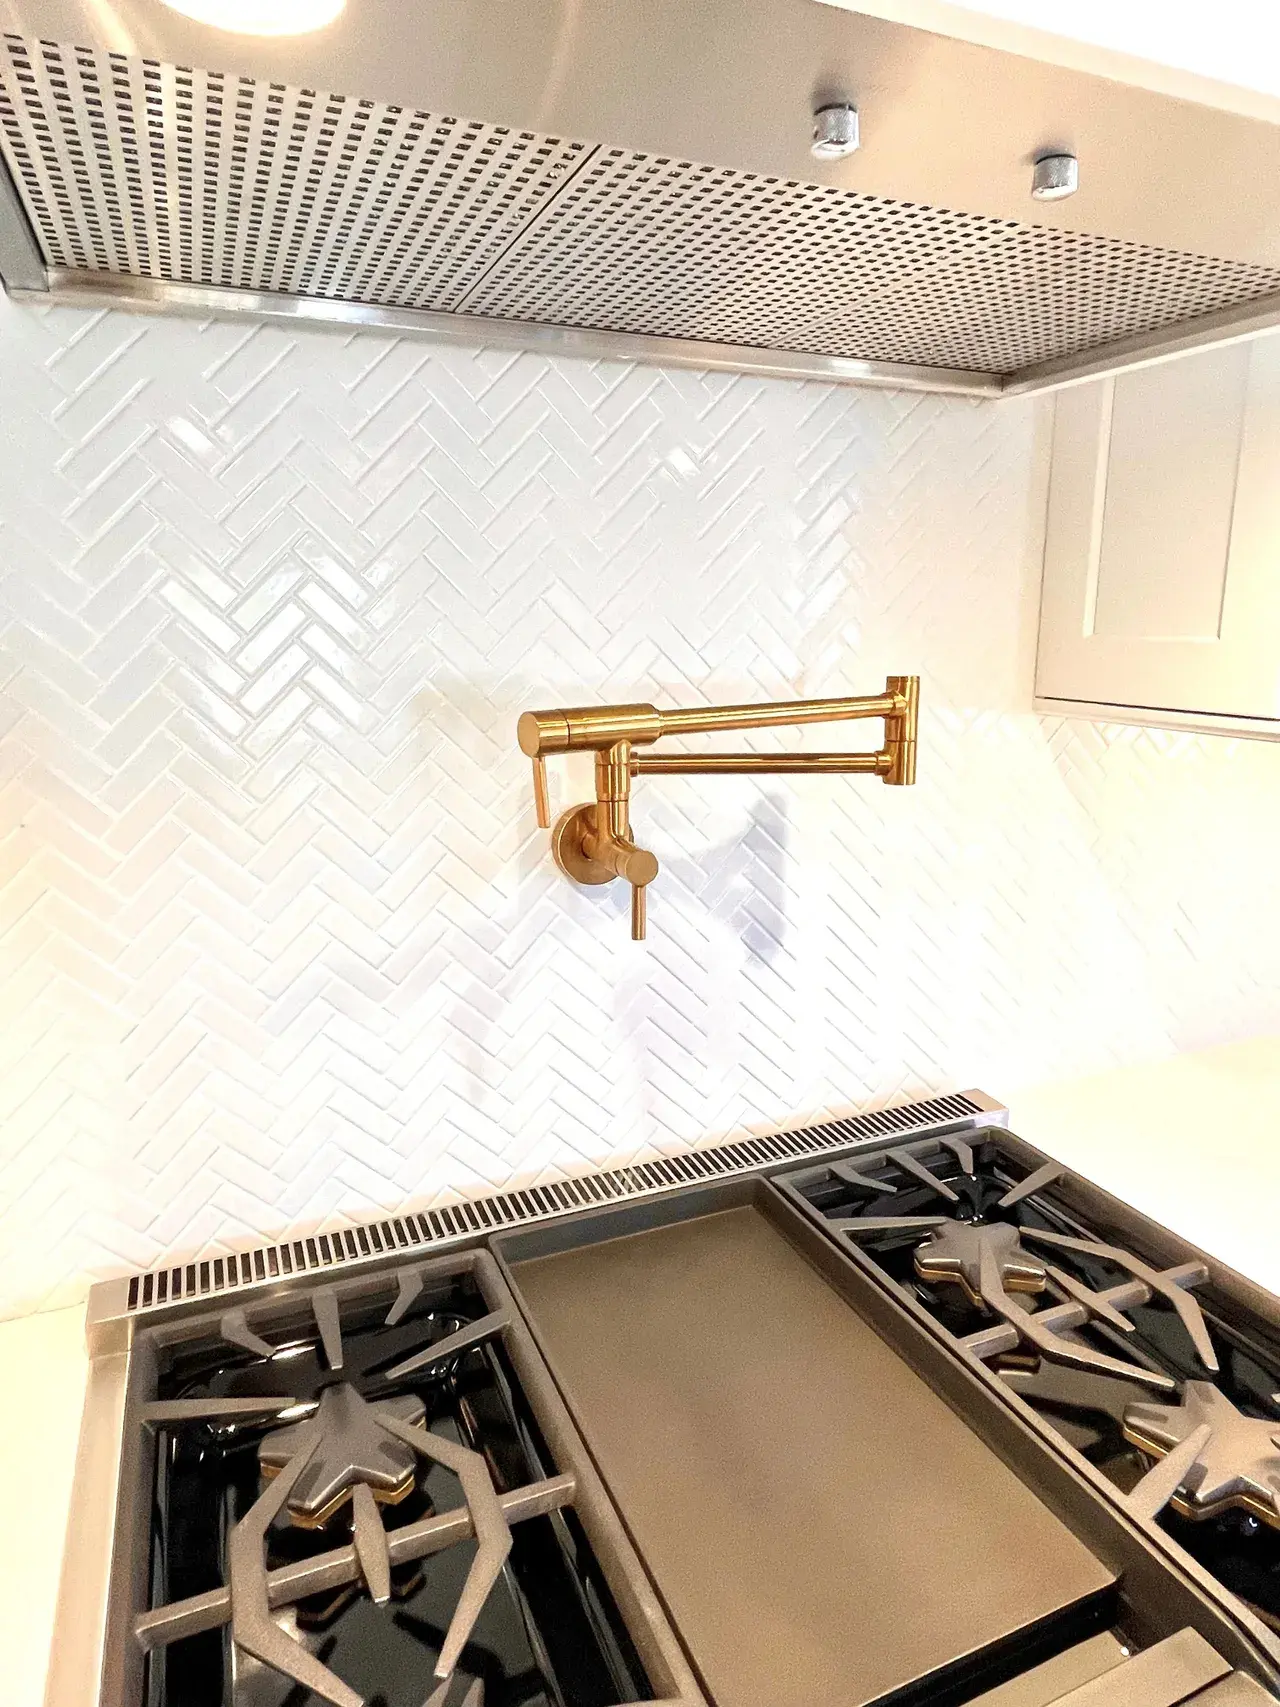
xmin=1036 ymin=336 xmax=1280 ymax=728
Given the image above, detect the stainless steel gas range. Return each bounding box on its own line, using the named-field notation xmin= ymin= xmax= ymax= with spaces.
xmin=49 ymin=1091 xmax=1280 ymax=1707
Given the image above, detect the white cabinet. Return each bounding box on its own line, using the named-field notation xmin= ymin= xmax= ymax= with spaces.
xmin=1035 ymin=336 xmax=1280 ymax=738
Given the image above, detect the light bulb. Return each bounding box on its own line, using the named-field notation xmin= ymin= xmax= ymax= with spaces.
xmin=811 ymin=103 xmax=860 ymax=162
xmin=1031 ymin=153 xmax=1080 ymax=201
xmin=158 ymin=0 xmax=345 ymax=35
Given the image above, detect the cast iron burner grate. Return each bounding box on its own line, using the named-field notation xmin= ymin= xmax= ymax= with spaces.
xmin=138 ymin=1270 xmax=655 ymax=1707
xmin=777 ymin=1131 xmax=1280 ymax=1640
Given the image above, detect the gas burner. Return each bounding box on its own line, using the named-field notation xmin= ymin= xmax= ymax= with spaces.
xmin=258 ymin=1385 xmax=426 ymax=1527
xmin=823 ymin=1205 xmax=1171 ymax=1388
xmin=230 ymin=1409 xmax=515 ymax=1707
xmin=914 ymin=1220 xmax=1048 ymax=1307
xmin=130 ymin=1277 xmax=607 ymax=1707
xmin=1125 ymin=1383 xmax=1280 ymax=1529
xmin=786 ymin=1146 xmax=1218 ymax=1393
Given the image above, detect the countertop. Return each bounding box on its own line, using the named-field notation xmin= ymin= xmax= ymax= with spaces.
xmin=8 ymin=1033 xmax=1280 ymax=1707
xmin=1 ymin=1301 xmax=90 ymax=1707
xmin=1013 ymin=1035 xmax=1280 ymax=1295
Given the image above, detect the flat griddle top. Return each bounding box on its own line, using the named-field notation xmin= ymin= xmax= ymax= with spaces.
xmin=513 ymin=1205 xmax=1115 ymax=1707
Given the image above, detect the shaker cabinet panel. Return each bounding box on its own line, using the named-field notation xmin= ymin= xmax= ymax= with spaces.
xmin=1093 ymin=348 xmax=1246 ymax=643
xmin=1036 ymin=336 xmax=1280 ymax=733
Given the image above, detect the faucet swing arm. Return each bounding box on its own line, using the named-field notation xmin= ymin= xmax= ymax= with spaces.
xmin=517 ymin=675 xmax=919 ymax=941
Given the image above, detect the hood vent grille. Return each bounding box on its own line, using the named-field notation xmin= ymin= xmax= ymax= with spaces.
xmin=114 ymin=1090 xmax=991 ymax=1319
xmin=5 ymin=33 xmax=1280 ymax=380
xmin=458 ymin=148 xmax=1280 ymax=374
xmin=0 ymin=34 xmax=589 ymax=310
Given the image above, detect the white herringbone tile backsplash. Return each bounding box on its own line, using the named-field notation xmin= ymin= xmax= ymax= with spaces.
xmin=2 ymin=296 xmax=1279 ymax=1319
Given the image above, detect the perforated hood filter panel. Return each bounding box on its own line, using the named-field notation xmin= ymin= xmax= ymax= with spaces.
xmin=458 ymin=150 xmax=1280 ymax=373
xmin=4 ymin=33 xmax=1280 ymax=378
xmin=0 ymin=34 xmax=590 ymax=309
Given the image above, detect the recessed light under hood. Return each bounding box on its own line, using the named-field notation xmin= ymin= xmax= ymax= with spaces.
xmin=157 ymin=0 xmax=344 ymax=34
xmin=1 ymin=25 xmax=1280 ymax=397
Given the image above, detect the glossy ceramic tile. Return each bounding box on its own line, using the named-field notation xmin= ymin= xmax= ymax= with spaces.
xmin=1 ymin=295 xmax=1278 ymax=1317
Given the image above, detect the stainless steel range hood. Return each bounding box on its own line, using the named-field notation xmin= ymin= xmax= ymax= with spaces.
xmin=2 ymin=0 xmax=1280 ymax=396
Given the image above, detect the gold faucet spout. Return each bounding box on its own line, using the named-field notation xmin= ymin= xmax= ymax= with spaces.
xmin=521 ymin=676 xmax=919 ymax=941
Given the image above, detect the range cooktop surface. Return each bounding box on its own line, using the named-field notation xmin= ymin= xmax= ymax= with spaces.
xmin=59 ymin=1099 xmax=1280 ymax=1707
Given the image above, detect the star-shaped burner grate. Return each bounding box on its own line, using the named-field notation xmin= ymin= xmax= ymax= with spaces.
xmin=137 ymin=1273 xmax=522 ymax=1707
xmin=1125 ymin=1382 xmax=1280 ymax=1528
xmin=258 ymin=1385 xmax=427 ymax=1526
xmin=229 ymin=1409 xmax=513 ymax=1706
xmin=913 ymin=1220 xmax=1048 ymax=1308
xmin=818 ymin=1146 xmax=1214 ymax=1393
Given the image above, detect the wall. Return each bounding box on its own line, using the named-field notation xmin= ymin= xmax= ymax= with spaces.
xmin=839 ymin=1 xmax=1280 ymax=120
xmin=2 ymin=295 xmax=1279 ymax=1320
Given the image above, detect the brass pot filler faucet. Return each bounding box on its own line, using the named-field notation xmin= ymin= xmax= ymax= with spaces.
xmin=517 ymin=675 xmax=919 ymax=940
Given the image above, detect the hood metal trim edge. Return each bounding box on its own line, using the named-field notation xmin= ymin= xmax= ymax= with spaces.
xmin=1004 ymin=290 xmax=1280 ymax=395
xmin=15 ymin=271 xmax=1280 ymax=401
xmin=14 ymin=270 xmax=1001 ymax=397
xmin=0 ymin=151 xmax=44 ymax=291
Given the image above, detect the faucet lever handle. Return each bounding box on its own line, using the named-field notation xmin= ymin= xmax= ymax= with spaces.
xmin=631 ymin=882 xmax=648 ymax=941
xmin=531 ymin=755 xmax=550 ymax=829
